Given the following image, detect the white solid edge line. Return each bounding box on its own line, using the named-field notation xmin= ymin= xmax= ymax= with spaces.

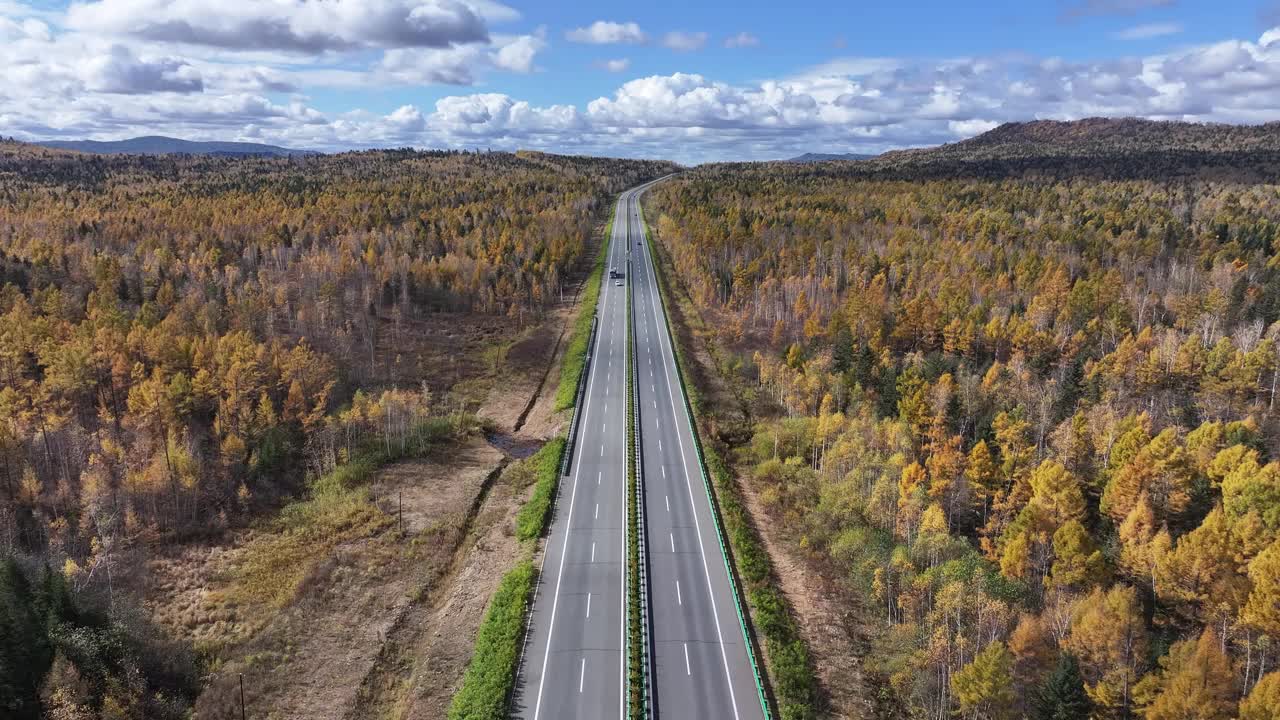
xmin=641 ymin=200 xmax=743 ymax=720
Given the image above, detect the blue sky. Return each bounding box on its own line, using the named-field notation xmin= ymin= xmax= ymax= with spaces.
xmin=3 ymin=0 xmax=1280 ymax=162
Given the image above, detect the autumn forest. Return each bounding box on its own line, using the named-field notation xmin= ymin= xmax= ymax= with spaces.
xmin=5 ymin=118 xmax=1280 ymax=720
xmin=0 ymin=141 xmax=675 ymax=717
xmin=644 ymin=152 xmax=1280 ymax=719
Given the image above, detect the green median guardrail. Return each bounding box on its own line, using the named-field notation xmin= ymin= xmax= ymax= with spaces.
xmin=627 ymin=226 xmax=654 ymax=719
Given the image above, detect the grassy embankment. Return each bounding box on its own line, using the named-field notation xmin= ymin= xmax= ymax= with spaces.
xmin=626 ymin=285 xmax=645 ymax=717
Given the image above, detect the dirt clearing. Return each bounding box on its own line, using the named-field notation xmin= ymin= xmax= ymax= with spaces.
xmin=138 ymin=437 xmax=504 ymax=720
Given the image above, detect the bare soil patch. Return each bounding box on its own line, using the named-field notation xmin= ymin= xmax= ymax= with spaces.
xmin=395 ymin=455 xmax=534 ymax=719
xmin=138 ymin=438 xmax=504 ymax=720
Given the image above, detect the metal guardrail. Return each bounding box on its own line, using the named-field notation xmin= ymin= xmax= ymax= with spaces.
xmin=628 ymin=248 xmax=655 ymax=720
xmin=634 ymin=197 xmax=774 ymax=720
xmin=559 ymin=315 xmax=598 ymax=477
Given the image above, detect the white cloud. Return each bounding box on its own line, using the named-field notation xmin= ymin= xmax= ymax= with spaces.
xmin=661 ymin=31 xmax=708 ymax=52
xmin=1114 ymin=22 xmax=1183 ymax=40
xmin=375 ymin=30 xmax=544 ymax=84
xmin=724 ymin=32 xmax=760 ymax=49
xmin=565 ymin=20 xmax=646 ymax=45
xmin=597 ymin=58 xmax=631 ymax=73
xmin=66 ymin=0 xmax=499 ymax=53
xmin=490 ymin=30 xmax=546 ymax=73
xmin=9 ymin=5 xmax=1280 ymax=164
xmin=429 ymin=93 xmax=583 ymax=138
xmin=948 ymin=118 xmax=1000 ymax=136
xmin=386 ymin=105 xmax=426 ymax=132
xmin=81 ymin=44 xmax=204 ymax=93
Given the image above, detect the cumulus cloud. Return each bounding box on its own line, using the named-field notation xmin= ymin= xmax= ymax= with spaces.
xmin=1115 ymin=22 xmax=1182 ymax=39
xmin=429 ymin=93 xmax=582 ymax=138
xmin=374 ymin=30 xmax=544 ymax=84
xmin=82 ymin=44 xmax=203 ymax=93
xmin=724 ymin=32 xmax=760 ymax=48
xmin=10 ymin=3 xmax=1280 ymax=164
xmin=565 ymin=20 xmax=646 ymax=45
xmin=662 ymin=31 xmax=708 ymax=52
xmin=66 ymin=0 xmax=495 ymax=53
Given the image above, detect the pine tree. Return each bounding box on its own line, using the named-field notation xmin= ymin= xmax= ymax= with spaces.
xmin=1034 ymin=653 xmax=1092 ymax=720
xmin=1243 ymin=539 xmax=1280 ymax=638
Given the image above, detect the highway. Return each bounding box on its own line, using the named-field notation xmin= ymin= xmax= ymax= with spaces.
xmin=629 ymin=189 xmax=769 ymax=720
xmin=513 ymin=179 xmax=767 ymax=719
xmin=512 ymin=187 xmax=636 ymax=720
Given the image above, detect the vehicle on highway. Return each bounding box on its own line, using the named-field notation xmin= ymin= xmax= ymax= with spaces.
xmin=615 ymin=279 xmax=623 ymax=286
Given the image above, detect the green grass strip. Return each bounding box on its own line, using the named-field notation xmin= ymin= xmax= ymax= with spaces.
xmin=514 ymin=436 xmax=567 ymax=540
xmin=626 ymin=276 xmax=645 ymax=718
xmin=447 ymin=558 xmax=535 ymax=720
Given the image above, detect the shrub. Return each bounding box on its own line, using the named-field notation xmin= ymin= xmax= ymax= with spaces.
xmin=514 ymin=437 xmax=567 ymax=540
xmin=447 ymin=559 xmax=535 ymax=720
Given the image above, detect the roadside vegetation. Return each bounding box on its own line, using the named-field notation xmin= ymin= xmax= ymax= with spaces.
xmin=513 ymin=436 xmax=567 ymax=541
xmin=554 ymin=217 xmax=611 ymax=411
xmin=626 ymin=287 xmax=646 ymax=718
xmin=446 ymin=559 xmax=535 ymax=720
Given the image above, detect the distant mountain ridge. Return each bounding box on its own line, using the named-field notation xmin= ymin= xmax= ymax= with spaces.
xmin=34 ymin=135 xmax=317 ymax=157
xmin=788 ymin=152 xmax=877 ymax=162
xmin=878 ymin=117 xmax=1280 ymax=164
xmin=808 ymin=118 xmax=1280 ymax=181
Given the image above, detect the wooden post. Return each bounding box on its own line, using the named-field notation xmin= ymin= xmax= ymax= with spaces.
xmin=239 ymin=673 xmax=246 ymax=720
xmin=398 ymin=491 xmax=403 ymax=535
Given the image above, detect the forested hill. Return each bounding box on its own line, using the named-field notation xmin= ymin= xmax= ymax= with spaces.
xmin=767 ymin=118 xmax=1280 ymax=180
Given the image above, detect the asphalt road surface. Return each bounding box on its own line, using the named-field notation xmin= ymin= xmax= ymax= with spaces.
xmin=512 ymin=179 xmax=765 ymax=719
xmin=512 ymin=186 xmax=636 ymax=720
xmin=629 ymin=188 xmax=770 ymax=720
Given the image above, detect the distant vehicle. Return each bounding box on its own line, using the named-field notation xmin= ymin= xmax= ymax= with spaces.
xmin=609 ymin=268 xmax=624 ymax=279
xmin=615 ymin=280 xmax=623 ymax=286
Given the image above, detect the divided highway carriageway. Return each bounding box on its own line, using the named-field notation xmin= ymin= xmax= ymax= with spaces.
xmin=513 ymin=180 xmax=770 ymax=720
